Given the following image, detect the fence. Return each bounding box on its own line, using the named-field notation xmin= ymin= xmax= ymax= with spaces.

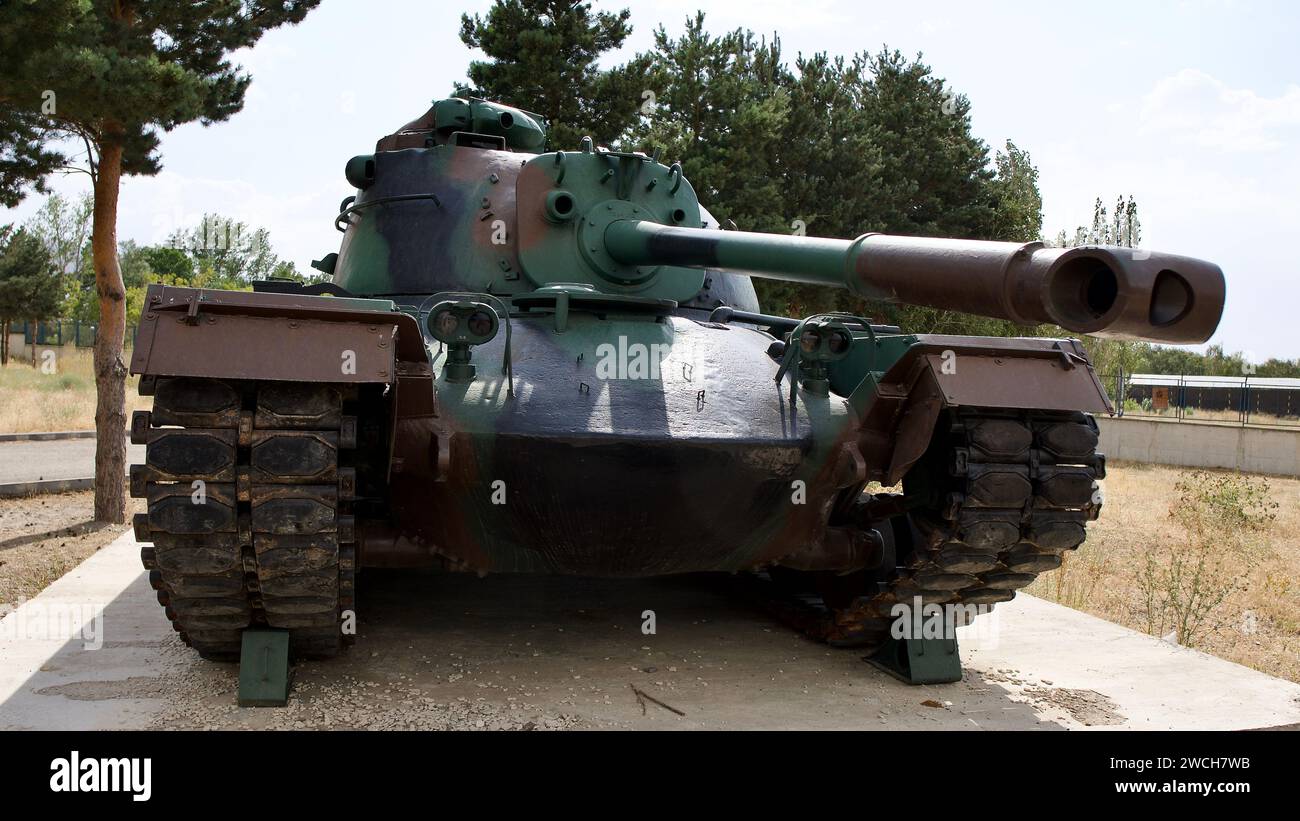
xmin=18 ymin=320 xmax=137 ymax=349
xmin=1102 ymin=370 xmax=1300 ymax=428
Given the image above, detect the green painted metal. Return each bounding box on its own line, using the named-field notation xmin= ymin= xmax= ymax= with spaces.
xmin=515 ymin=151 xmax=704 ymax=303
xmin=868 ymin=635 xmax=963 ymax=685
xmin=830 ymin=330 xmax=916 ymax=398
xmin=238 ymin=629 xmax=291 ymax=707
xmin=604 ymin=218 xmax=854 ymax=287
xmin=433 ymin=97 xmax=547 ymax=151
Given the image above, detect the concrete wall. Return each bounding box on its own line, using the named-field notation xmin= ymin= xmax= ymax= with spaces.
xmin=3 ymin=332 xmax=66 ymax=363
xmin=3 ymin=333 xmax=69 ymax=365
xmin=1097 ymin=416 xmax=1300 ymax=476
xmin=4 ymin=331 xmax=27 ymax=361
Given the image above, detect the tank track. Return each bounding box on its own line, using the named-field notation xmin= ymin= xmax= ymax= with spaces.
xmin=132 ymin=377 xmax=357 ymax=660
xmin=755 ymin=408 xmax=1104 ymax=651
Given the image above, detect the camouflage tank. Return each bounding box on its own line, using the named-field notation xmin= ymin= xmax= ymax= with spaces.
xmin=128 ymin=96 xmax=1225 ymax=662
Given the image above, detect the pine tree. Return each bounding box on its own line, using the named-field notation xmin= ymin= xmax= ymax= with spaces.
xmin=0 ymin=226 xmax=61 ymax=365
xmin=0 ymin=109 xmax=63 ymax=207
xmin=460 ymin=0 xmax=650 ymax=148
xmin=0 ymin=0 xmax=321 ymax=522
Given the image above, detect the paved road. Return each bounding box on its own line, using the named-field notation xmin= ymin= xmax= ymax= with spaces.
xmin=3 ymin=530 xmax=1299 ymax=731
xmin=0 ymin=438 xmax=145 ymax=484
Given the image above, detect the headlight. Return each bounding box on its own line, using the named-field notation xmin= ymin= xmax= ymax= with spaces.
xmin=426 ymin=300 xmax=499 ymax=345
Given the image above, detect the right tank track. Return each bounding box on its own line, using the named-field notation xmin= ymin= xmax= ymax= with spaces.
xmin=755 ymin=408 xmax=1104 ymax=650
xmin=132 ymin=377 xmax=357 ymax=660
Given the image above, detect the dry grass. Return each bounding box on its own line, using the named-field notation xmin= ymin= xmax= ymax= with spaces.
xmin=0 ymin=347 xmax=150 ymax=433
xmin=1027 ymin=461 xmax=1300 ymax=683
xmin=0 ymin=490 xmax=143 ymax=608
xmin=1127 ymin=406 xmax=1300 ymax=429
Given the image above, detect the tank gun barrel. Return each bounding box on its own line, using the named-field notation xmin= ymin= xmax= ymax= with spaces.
xmin=603 ymin=219 xmax=1225 ymax=344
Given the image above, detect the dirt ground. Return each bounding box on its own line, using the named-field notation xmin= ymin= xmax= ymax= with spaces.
xmin=0 ymin=491 xmax=142 ymax=608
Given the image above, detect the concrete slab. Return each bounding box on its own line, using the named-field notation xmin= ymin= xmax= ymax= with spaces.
xmin=0 ymin=530 xmax=170 ymax=730
xmin=3 ymin=530 xmax=1299 ymax=731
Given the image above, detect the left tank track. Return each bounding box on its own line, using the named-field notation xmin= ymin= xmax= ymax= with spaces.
xmin=131 ymin=377 xmax=357 ymax=660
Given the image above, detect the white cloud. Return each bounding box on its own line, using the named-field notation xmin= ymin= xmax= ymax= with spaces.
xmin=1138 ymin=68 xmax=1300 ymax=152
xmin=115 ymin=169 xmax=340 ymax=268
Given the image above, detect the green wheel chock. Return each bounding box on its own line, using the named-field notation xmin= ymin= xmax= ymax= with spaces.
xmin=866 ymin=635 xmax=962 ymax=685
xmin=238 ymin=628 xmax=291 ymax=707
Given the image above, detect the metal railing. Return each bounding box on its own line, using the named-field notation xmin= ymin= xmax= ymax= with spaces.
xmin=1103 ymin=370 xmax=1300 ymax=428
xmin=18 ymin=320 xmax=137 ymax=348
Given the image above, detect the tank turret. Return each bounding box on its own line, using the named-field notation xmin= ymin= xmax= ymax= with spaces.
xmin=511 ymin=143 xmax=1224 ymax=344
xmin=333 ymin=100 xmax=1225 ymax=345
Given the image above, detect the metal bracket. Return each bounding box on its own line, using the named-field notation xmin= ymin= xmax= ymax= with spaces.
xmin=866 ymin=635 xmax=962 ymax=685
xmin=183 ymin=291 xmax=203 ymax=325
xmin=238 ymin=628 xmax=291 ymax=707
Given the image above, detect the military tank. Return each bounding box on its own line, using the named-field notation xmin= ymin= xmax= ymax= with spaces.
xmin=128 ymin=95 xmax=1225 ymax=662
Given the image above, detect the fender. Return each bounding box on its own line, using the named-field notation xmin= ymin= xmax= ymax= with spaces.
xmin=130 ymin=284 xmax=427 ymax=385
xmin=856 ymin=335 xmax=1112 ymax=485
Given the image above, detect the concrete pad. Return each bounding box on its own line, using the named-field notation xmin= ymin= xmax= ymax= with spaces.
xmin=2 ymin=531 xmax=1299 ymax=731
xmin=960 ymin=598 xmax=1300 ymax=730
xmin=0 ymin=530 xmax=171 ymax=730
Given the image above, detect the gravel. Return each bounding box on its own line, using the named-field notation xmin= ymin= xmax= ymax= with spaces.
xmin=144 ymin=634 xmax=585 ymax=731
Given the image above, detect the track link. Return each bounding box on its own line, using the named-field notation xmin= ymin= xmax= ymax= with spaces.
xmin=756 ymin=408 xmax=1104 ymax=651
xmin=132 ymin=378 xmax=357 ymax=660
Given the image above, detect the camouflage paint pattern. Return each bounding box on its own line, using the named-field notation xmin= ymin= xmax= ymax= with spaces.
xmin=131 ymin=96 xmax=1223 ymax=578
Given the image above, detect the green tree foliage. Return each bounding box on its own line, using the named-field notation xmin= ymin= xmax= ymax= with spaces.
xmin=459 ymin=0 xmax=650 ymax=148
xmin=27 ymin=192 xmax=92 ymax=277
xmin=627 ymin=16 xmax=790 ymax=238
xmin=168 ymin=214 xmax=286 ymax=287
xmin=987 ymin=141 xmax=1043 ymax=243
xmin=620 ymin=15 xmax=1048 ymax=330
xmin=0 ymin=0 xmax=320 ymax=521
xmin=137 ymin=245 xmax=194 ymax=284
xmin=0 ymin=225 xmax=61 ymax=363
xmin=0 ymin=108 xmax=63 ymax=207
xmin=63 ymin=213 xmax=300 ymax=326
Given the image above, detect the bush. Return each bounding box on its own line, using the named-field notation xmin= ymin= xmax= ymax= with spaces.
xmin=1137 ymin=471 xmax=1276 ymax=646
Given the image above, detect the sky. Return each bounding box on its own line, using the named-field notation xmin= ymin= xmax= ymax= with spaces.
xmin=5 ymin=0 xmax=1299 ymax=359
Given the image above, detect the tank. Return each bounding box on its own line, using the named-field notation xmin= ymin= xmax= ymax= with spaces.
xmin=128 ymin=96 xmax=1226 ymax=660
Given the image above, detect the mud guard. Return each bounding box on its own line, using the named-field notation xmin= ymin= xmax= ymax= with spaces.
xmin=858 ymin=336 xmax=1112 ymax=486
xmin=130 ymin=284 xmax=426 ymax=384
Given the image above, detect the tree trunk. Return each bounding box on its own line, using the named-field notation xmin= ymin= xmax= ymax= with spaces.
xmin=92 ymin=137 xmax=127 ymax=524
xmin=1 ymin=319 xmax=8 ymax=365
